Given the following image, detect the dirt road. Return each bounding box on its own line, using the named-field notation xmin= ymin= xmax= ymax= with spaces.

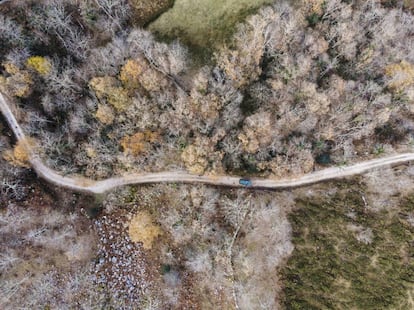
xmin=1 ymin=92 xmax=413 ymax=194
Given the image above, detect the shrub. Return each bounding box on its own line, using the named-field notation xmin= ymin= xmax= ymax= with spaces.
xmin=306 ymin=13 xmax=321 ymax=27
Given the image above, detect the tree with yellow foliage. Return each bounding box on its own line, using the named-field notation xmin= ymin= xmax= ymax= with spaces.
xmin=89 ymin=76 xmax=130 ymax=111
xmin=119 ymin=56 xmax=168 ymax=93
xmin=0 ymin=63 xmax=33 ymax=98
xmin=119 ymin=58 xmax=144 ymax=90
xmin=128 ymin=211 xmax=163 ymax=250
xmin=180 ymin=137 xmax=223 ymax=175
xmin=385 ymin=61 xmax=414 ymax=92
xmin=2 ymin=139 xmax=34 ymax=168
xmin=26 ymin=56 xmax=52 ymax=76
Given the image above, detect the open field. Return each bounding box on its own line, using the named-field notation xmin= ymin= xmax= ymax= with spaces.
xmin=148 ymin=0 xmax=274 ymax=58
xmin=281 ymin=183 xmax=414 ymax=309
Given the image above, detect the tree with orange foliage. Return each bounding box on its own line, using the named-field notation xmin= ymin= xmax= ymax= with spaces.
xmin=2 ymin=139 xmax=34 ymax=168
xmin=120 ymin=131 xmax=160 ymax=156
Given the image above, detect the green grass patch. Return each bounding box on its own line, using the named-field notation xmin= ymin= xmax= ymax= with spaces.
xmin=281 ymin=187 xmax=414 ymax=309
xmin=147 ymin=0 xmax=274 ymax=62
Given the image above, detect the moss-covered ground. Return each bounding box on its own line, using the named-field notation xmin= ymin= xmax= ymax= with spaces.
xmin=281 ymin=185 xmax=414 ymax=309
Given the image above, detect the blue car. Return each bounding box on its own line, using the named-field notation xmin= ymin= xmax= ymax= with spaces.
xmin=239 ymin=179 xmax=252 ymax=186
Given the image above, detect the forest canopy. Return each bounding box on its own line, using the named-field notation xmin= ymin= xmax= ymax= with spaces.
xmin=0 ymin=0 xmax=413 ymax=180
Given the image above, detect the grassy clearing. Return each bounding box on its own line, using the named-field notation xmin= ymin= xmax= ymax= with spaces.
xmin=148 ymin=0 xmax=274 ymax=60
xmin=281 ymin=186 xmax=414 ymax=309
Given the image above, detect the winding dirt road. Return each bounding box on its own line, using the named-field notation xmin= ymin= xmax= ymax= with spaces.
xmin=1 ymin=92 xmax=414 ymax=194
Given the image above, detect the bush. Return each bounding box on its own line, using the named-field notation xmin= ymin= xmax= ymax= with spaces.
xmin=306 ymin=13 xmax=321 ymax=27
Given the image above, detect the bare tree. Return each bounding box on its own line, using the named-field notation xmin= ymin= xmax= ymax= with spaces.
xmin=0 ymin=14 xmax=25 ymax=47
xmin=94 ymin=0 xmax=130 ymax=34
